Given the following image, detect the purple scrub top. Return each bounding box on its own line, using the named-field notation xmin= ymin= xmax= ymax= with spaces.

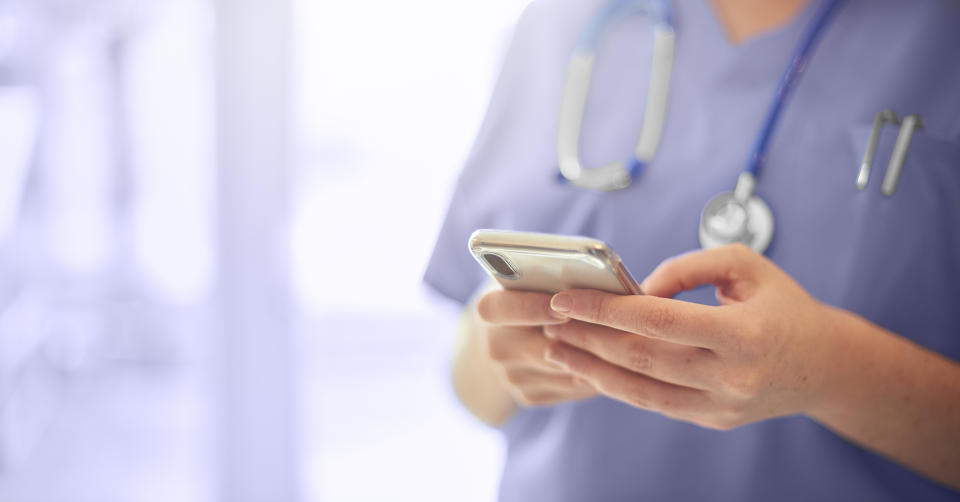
xmin=425 ymin=0 xmax=960 ymax=500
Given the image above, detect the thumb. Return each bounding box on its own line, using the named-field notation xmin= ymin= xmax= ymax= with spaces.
xmin=640 ymin=244 xmax=764 ymax=303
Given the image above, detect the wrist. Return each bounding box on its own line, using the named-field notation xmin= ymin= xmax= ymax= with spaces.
xmin=800 ymin=306 xmax=912 ymax=425
xmin=799 ymin=304 xmax=862 ymax=421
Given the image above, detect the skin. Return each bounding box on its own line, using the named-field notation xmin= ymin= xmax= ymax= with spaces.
xmin=710 ymin=0 xmax=811 ymax=44
xmin=451 ymin=284 xmax=595 ymax=426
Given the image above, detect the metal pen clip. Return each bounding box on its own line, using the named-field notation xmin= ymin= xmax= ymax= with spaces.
xmin=856 ymin=109 xmax=899 ymax=190
xmin=880 ymin=114 xmax=923 ymax=197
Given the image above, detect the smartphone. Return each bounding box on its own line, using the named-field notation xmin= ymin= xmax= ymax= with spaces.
xmin=468 ymin=229 xmax=642 ymax=295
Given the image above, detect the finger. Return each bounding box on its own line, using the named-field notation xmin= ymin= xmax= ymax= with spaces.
xmin=543 ymin=321 xmax=717 ymax=390
xmin=501 ymin=367 xmax=596 ymax=395
xmin=477 ymin=289 xmax=569 ymax=326
xmin=550 ymin=289 xmax=736 ymax=350
xmin=508 ymin=386 xmax=597 ymax=407
xmin=545 ymin=342 xmax=709 ymax=417
xmin=487 ymin=325 xmax=570 ymax=371
xmin=498 ymin=367 xmax=597 ymax=407
xmin=640 ymin=244 xmax=764 ymax=303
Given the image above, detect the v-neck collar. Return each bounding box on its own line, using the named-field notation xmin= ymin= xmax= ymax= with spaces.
xmin=677 ymin=0 xmax=821 ymax=58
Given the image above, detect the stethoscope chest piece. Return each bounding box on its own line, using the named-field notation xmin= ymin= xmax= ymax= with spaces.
xmin=698 ymin=173 xmax=774 ymax=254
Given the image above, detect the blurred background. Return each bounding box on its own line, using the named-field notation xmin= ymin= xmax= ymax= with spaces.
xmin=0 ymin=0 xmax=529 ymax=500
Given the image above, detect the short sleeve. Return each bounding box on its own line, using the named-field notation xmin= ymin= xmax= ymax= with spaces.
xmin=423 ymin=1 xmax=564 ymax=304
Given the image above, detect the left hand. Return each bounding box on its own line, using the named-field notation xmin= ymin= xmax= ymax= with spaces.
xmin=542 ymin=243 xmax=839 ymax=430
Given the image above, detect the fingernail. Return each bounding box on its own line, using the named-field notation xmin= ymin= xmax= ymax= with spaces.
xmin=551 ymin=294 xmax=572 ymax=313
xmin=543 ymin=325 xmax=559 ymax=340
xmin=545 ymin=348 xmax=568 ymax=369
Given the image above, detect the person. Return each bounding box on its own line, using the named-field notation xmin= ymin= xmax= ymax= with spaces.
xmin=424 ymin=0 xmax=960 ymax=500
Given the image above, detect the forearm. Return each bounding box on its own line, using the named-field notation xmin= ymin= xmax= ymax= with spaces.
xmin=451 ymin=301 xmax=517 ymax=427
xmin=807 ymin=307 xmax=960 ymax=490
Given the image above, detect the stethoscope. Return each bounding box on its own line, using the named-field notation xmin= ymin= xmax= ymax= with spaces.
xmin=557 ymin=0 xmax=844 ymax=254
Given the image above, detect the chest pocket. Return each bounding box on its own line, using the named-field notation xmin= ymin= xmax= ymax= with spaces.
xmin=837 ymin=124 xmax=960 ymax=358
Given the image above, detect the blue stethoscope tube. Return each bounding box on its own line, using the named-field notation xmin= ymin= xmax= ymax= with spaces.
xmin=576 ymin=0 xmax=673 ymax=52
xmin=744 ymin=0 xmax=844 ymax=178
xmin=556 ymin=0 xmax=675 ymax=191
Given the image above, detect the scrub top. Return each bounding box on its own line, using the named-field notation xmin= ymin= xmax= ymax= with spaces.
xmin=425 ymin=1 xmax=960 ymax=500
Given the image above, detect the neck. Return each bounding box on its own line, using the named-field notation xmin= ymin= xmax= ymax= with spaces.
xmin=709 ymin=0 xmax=811 ymax=44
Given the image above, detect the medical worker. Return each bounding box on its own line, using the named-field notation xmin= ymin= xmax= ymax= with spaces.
xmin=425 ymin=0 xmax=960 ymax=500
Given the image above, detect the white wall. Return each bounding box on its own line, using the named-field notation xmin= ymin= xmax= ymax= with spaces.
xmin=292 ymin=0 xmax=529 ymax=317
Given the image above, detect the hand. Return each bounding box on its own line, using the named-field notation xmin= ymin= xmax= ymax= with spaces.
xmin=475 ymin=289 xmax=598 ymax=407
xmin=541 ymin=244 xmax=837 ymax=430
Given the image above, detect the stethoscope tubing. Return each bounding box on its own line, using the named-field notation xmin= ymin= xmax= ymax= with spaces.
xmin=743 ymin=0 xmax=844 ymax=178
xmin=557 ymin=0 xmax=675 ymax=191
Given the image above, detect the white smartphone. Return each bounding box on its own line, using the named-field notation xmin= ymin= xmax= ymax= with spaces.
xmin=468 ymin=229 xmax=642 ymax=295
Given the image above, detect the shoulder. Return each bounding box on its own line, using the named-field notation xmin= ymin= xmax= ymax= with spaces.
xmin=510 ymin=0 xmax=604 ymax=49
xmin=519 ymin=0 xmax=602 ymax=25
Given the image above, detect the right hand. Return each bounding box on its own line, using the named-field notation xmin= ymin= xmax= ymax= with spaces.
xmin=475 ymin=289 xmax=598 ymax=407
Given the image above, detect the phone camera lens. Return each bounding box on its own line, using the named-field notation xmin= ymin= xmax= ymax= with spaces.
xmin=482 ymin=253 xmax=518 ymax=279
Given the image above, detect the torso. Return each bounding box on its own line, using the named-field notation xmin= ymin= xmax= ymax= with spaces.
xmin=426 ymin=1 xmax=960 ymax=499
